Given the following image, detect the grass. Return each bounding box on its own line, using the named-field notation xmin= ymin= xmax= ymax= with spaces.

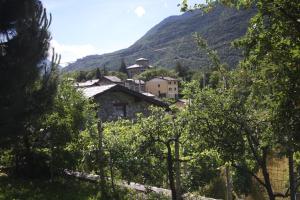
xmin=0 ymin=174 xmax=170 ymax=200
xmin=0 ymin=175 xmax=101 ymax=200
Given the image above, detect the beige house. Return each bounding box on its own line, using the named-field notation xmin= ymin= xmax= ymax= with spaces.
xmin=127 ymin=58 xmax=152 ymax=78
xmin=145 ymin=77 xmax=179 ymax=99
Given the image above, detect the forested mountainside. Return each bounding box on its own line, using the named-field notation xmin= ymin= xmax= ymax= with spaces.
xmin=64 ymin=5 xmax=256 ymax=72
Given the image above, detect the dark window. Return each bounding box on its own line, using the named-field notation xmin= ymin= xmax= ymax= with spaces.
xmin=168 ymin=81 xmax=171 ymax=84
xmin=174 ymin=87 xmax=177 ymax=91
xmin=174 ymin=81 xmax=176 ymax=84
xmin=158 ymin=84 xmax=160 ymax=87
xmin=159 ymin=93 xmax=166 ymax=98
xmin=169 ymin=88 xmax=172 ymax=91
xmin=114 ymin=103 xmax=127 ymax=117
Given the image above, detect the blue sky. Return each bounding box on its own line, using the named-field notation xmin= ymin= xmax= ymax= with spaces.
xmin=42 ymin=0 xmax=203 ymax=66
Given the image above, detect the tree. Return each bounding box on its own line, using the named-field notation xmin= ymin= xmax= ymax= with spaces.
xmin=182 ymin=1 xmax=300 ymax=199
xmin=96 ymin=67 xmax=101 ymax=79
xmin=103 ymin=66 xmax=108 ymax=76
xmin=136 ymin=67 xmax=177 ymax=81
xmin=175 ymin=62 xmax=189 ymax=80
xmin=42 ymin=78 xmax=97 ymax=179
xmin=119 ymin=58 xmax=127 ymax=74
xmin=0 ymin=0 xmax=57 ymax=140
xmin=135 ymin=107 xmax=191 ymax=200
xmin=0 ymin=0 xmax=60 ymax=178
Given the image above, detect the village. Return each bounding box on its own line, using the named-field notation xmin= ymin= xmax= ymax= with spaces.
xmin=74 ymin=58 xmax=184 ymax=121
xmin=0 ymin=0 xmax=299 ymax=200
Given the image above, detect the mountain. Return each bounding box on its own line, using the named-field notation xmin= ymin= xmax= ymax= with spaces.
xmin=64 ymin=5 xmax=256 ymax=72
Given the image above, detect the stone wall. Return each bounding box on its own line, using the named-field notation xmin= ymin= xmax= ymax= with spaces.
xmin=94 ymin=91 xmax=154 ymax=121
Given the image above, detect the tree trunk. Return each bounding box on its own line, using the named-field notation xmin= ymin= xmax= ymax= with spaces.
xmin=225 ymin=165 xmax=232 ymax=200
xmin=288 ymin=150 xmax=296 ymax=200
xmin=97 ymin=121 xmax=108 ymax=198
xmin=261 ymin=150 xmax=276 ymax=200
xmin=50 ymin=141 xmax=54 ymax=182
xmin=167 ymin=143 xmax=177 ymax=200
xmin=109 ymin=154 xmax=116 ymax=194
xmin=174 ymin=138 xmax=182 ymax=200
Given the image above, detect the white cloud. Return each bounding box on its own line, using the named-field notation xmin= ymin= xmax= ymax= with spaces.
xmin=50 ymin=40 xmax=101 ymax=67
xmin=134 ymin=6 xmax=146 ymax=17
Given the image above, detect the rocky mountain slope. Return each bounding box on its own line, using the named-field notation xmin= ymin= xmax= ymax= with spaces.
xmin=64 ymin=5 xmax=255 ymax=72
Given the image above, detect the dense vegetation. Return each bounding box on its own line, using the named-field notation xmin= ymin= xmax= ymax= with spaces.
xmin=64 ymin=5 xmax=255 ymax=72
xmin=0 ymin=0 xmax=299 ymax=200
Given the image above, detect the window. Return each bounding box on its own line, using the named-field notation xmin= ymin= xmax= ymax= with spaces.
xmin=169 ymin=88 xmax=172 ymax=91
xmin=168 ymin=81 xmax=171 ymax=84
xmin=114 ymin=103 xmax=127 ymax=117
xmin=158 ymin=84 xmax=160 ymax=87
xmin=159 ymin=93 xmax=166 ymax=98
xmin=174 ymin=81 xmax=176 ymax=84
xmin=174 ymin=87 xmax=177 ymax=91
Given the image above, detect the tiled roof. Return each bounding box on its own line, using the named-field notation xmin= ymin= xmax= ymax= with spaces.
xmin=147 ymin=77 xmax=178 ymax=82
xmin=127 ymin=64 xmax=142 ymax=69
xmin=127 ymin=64 xmax=154 ymax=69
xmin=80 ymin=84 xmax=169 ymax=108
xmin=80 ymin=84 xmax=116 ymax=98
xmin=161 ymin=77 xmax=178 ymax=81
xmin=104 ymin=76 xmax=122 ymax=83
xmin=136 ymin=58 xmax=148 ymax=61
xmin=75 ymin=79 xmax=99 ymax=87
xmin=142 ymin=92 xmax=155 ymax=97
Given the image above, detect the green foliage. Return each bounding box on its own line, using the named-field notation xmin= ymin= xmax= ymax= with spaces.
xmin=136 ymin=67 xmax=177 ymax=81
xmin=70 ymin=68 xmax=127 ymax=82
xmin=0 ymin=0 xmax=59 ymax=142
xmin=0 ymin=177 xmax=98 ymax=200
xmin=182 ymin=150 xmax=222 ymax=191
xmin=108 ymin=71 xmax=127 ymax=80
xmin=42 ymin=78 xmax=97 ymax=173
xmin=175 ymin=62 xmax=190 ymax=80
xmin=119 ymin=58 xmax=128 ymax=74
xmin=182 ymin=1 xmax=300 ymax=198
xmin=199 ymin=176 xmax=226 ymax=199
xmin=103 ymin=119 xmax=167 ymax=186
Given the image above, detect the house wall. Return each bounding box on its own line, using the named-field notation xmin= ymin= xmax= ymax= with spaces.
xmin=124 ymin=82 xmax=145 ymax=92
xmin=145 ymin=78 xmax=178 ymax=99
xmin=94 ymin=91 xmax=153 ymax=121
xmin=166 ymin=80 xmax=178 ymax=99
xmin=145 ymin=78 xmax=168 ymax=98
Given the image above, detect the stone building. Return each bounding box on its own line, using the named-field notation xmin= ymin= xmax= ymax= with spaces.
xmin=124 ymin=79 xmax=145 ymax=92
xmin=75 ymin=76 xmax=123 ymax=88
xmin=126 ymin=58 xmax=152 ymax=78
xmin=81 ymin=84 xmax=168 ymax=121
xmin=145 ymin=77 xmax=179 ymax=99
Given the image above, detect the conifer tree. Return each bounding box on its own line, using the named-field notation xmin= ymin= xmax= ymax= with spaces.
xmin=119 ymin=58 xmax=127 ymax=74
xmin=96 ymin=67 xmax=101 ymax=79
xmin=0 ymin=0 xmax=58 ymax=145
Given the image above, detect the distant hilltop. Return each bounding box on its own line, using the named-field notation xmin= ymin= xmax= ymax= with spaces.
xmin=63 ymin=5 xmax=256 ymax=72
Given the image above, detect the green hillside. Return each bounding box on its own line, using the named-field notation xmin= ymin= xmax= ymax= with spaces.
xmin=64 ymin=5 xmax=256 ymax=72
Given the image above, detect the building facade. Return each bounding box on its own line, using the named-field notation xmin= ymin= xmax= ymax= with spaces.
xmin=145 ymin=77 xmax=179 ymax=99
xmin=81 ymin=84 xmax=168 ymax=121
xmin=126 ymin=58 xmax=152 ymax=78
xmin=124 ymin=79 xmax=145 ymax=92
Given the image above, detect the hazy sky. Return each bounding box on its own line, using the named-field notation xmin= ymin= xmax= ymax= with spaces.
xmin=42 ymin=0 xmax=203 ymax=66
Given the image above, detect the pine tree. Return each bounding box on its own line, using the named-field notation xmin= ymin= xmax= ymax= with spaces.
xmin=0 ymin=0 xmax=58 ymax=143
xmin=119 ymin=58 xmax=127 ymax=74
xmin=175 ymin=61 xmax=189 ymax=79
xmin=96 ymin=67 xmax=101 ymax=79
xmin=103 ymin=66 xmax=108 ymax=76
